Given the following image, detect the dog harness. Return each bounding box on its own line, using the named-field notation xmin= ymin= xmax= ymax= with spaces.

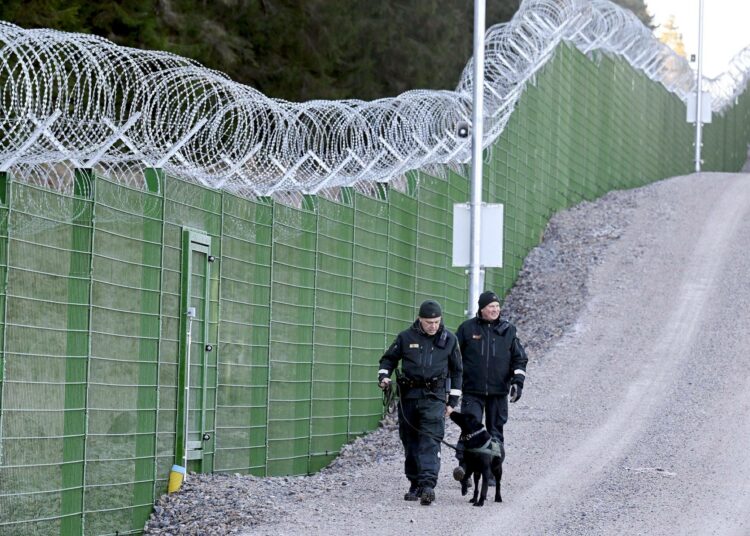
xmin=467 ymin=438 xmax=504 ymax=458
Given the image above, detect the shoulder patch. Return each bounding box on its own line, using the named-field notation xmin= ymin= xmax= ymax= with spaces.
xmin=409 ymin=343 xmax=420 ymax=348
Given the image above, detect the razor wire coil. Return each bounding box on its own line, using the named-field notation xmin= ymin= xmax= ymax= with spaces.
xmin=0 ymin=0 xmax=747 ymax=201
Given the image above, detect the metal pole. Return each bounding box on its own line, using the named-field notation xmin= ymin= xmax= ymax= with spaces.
xmin=468 ymin=0 xmax=486 ymax=318
xmin=695 ymin=0 xmax=705 ymax=172
xmin=183 ymin=314 xmax=193 ymax=475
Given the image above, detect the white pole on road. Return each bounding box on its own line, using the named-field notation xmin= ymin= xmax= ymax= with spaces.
xmin=694 ymin=0 xmax=705 ymax=172
xmin=468 ymin=0 xmax=486 ymax=317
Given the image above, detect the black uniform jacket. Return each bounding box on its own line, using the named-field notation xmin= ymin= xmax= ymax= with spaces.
xmin=379 ymin=320 xmax=463 ymax=400
xmin=456 ymin=316 xmax=527 ymax=396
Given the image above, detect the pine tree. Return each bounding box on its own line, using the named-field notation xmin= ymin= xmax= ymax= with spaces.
xmin=656 ymin=15 xmax=687 ymax=58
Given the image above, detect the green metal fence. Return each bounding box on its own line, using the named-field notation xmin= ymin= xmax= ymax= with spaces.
xmin=1 ymin=43 xmax=749 ymax=535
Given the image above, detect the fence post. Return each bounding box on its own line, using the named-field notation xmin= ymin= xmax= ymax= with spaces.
xmin=61 ymin=168 xmax=95 ymax=535
xmin=133 ymin=168 xmax=165 ymax=524
xmin=0 ymin=171 xmax=9 ymax=467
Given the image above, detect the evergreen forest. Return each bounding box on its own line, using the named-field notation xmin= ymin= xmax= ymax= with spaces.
xmin=0 ymin=0 xmax=653 ymax=101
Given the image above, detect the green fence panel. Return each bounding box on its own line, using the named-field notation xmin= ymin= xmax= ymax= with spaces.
xmin=414 ymin=172 xmax=465 ymax=331
xmin=444 ymin=171 xmax=470 ymax=322
xmin=215 ymin=195 xmax=272 ymax=476
xmin=349 ymin=192 xmax=388 ymax=436
xmin=385 ymin=189 xmax=417 ymax=338
xmin=84 ymin=173 xmax=162 ymax=534
xmin=0 ymin=173 xmax=8 ymax=472
xmin=0 ymin=179 xmax=92 ymax=535
xmin=309 ymin=197 xmax=354 ymax=472
xmin=703 ymin=88 xmax=750 ymax=171
xmin=267 ymin=203 xmax=317 ymax=476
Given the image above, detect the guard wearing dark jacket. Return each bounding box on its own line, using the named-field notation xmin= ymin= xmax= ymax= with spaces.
xmin=452 ymin=291 xmax=527 ymax=483
xmin=378 ymin=299 xmax=463 ymax=506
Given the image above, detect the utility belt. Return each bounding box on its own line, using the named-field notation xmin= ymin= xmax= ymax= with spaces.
xmin=397 ymin=374 xmax=446 ymax=392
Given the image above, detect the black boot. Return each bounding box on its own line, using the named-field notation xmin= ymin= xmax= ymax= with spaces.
xmin=419 ymin=487 xmax=435 ymax=506
xmin=404 ymin=483 xmax=420 ymax=501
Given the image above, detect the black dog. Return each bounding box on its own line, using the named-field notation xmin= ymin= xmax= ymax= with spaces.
xmin=449 ymin=411 xmax=504 ymax=506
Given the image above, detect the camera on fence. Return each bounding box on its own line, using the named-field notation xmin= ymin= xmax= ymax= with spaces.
xmin=456 ymin=121 xmax=470 ymax=139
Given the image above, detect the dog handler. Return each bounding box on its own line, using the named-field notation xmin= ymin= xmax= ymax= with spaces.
xmin=452 ymin=291 xmax=528 ymax=484
xmin=378 ymin=299 xmax=463 ymax=506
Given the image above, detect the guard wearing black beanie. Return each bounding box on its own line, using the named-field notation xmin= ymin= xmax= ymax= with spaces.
xmin=477 ymin=291 xmax=500 ymax=311
xmin=377 ymin=299 xmax=463 ymax=506
xmin=451 ymin=290 xmax=527 ymax=487
xmin=418 ymin=299 xmax=442 ymax=318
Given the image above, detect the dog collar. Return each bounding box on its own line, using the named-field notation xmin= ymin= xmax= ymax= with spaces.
xmin=461 ymin=427 xmax=486 ymax=441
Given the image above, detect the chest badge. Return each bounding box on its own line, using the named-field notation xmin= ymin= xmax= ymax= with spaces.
xmin=472 ymin=334 xmax=482 ymax=340
xmin=409 ymin=343 xmax=420 ymax=348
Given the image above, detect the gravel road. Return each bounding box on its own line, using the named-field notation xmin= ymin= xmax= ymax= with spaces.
xmin=145 ymin=171 xmax=750 ymax=536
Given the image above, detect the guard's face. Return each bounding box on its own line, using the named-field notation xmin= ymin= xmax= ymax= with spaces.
xmin=480 ymin=302 xmax=500 ymax=321
xmin=419 ymin=316 xmax=441 ymax=335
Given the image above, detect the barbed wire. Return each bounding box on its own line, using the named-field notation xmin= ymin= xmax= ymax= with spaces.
xmin=704 ymin=45 xmax=750 ymax=112
xmin=0 ymin=0 xmax=744 ymax=201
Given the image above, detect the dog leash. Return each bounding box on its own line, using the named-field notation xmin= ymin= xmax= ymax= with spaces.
xmin=393 ymin=387 xmax=505 ymax=457
xmin=383 ymin=376 xmax=462 ymax=451
xmin=382 ymin=371 xmax=503 ymax=459
xmin=382 ymin=380 xmax=397 ymax=414
xmin=400 ymin=397 xmax=504 ymax=458
xmin=393 ymin=387 xmax=504 ymax=458
xmin=400 ymin=399 xmax=463 ymax=452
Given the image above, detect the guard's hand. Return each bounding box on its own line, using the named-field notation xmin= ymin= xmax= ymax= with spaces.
xmin=509 ymin=382 xmax=523 ymax=403
xmin=379 ymin=377 xmax=391 ymax=391
xmin=445 ymin=405 xmax=454 ymax=416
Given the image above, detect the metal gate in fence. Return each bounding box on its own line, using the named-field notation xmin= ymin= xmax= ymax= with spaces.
xmin=176 ymin=230 xmax=217 ymax=474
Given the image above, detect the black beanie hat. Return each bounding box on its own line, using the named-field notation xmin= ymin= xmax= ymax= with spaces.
xmin=478 ymin=291 xmax=500 ymax=311
xmin=418 ymin=300 xmax=442 ymax=318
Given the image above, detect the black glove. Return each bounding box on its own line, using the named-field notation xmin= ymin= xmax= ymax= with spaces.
xmin=509 ymin=382 xmax=523 ymax=403
xmin=447 ymin=395 xmax=459 ymax=408
xmin=378 ymin=372 xmax=391 ymax=390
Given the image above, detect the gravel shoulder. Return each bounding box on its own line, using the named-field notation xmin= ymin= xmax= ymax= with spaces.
xmin=145 ymin=171 xmax=750 ymax=536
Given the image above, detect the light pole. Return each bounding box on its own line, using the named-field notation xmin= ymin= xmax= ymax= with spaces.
xmin=694 ymin=0 xmax=705 ymax=172
xmin=468 ymin=0 xmax=486 ymax=317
